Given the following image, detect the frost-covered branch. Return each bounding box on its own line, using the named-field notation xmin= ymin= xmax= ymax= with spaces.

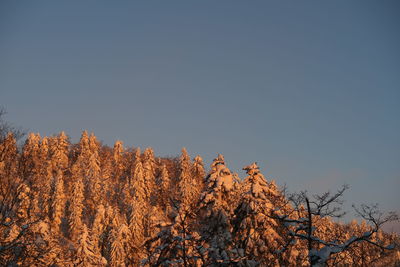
xmin=271 ymin=185 xmax=399 ymax=267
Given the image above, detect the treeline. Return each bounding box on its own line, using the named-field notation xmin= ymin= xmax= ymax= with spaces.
xmin=0 ymin=131 xmax=399 ymax=266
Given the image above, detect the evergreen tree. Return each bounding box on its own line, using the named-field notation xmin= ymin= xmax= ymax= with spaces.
xmin=129 ymin=200 xmax=147 ymax=265
xmin=78 ymin=130 xmax=91 ymax=160
xmin=193 ymin=155 xmax=206 ymax=194
xmin=112 ymin=140 xmax=125 ymax=184
xmin=128 ymin=149 xmax=150 ymax=264
xmin=16 ymin=183 xmax=31 ymax=220
xmin=157 ymin=163 xmax=171 ymax=212
xmin=49 ymin=131 xmax=69 ymax=171
xmin=51 ymin=169 xmax=66 ymax=232
xmin=142 ymin=147 xmax=157 ymax=203
xmin=74 ymin=223 xmax=105 ymax=266
xmin=199 ymin=154 xmax=242 ymax=265
xmin=87 ymin=149 xmax=102 ymax=207
xmin=21 ymin=133 xmax=40 ymax=176
xmin=110 ymin=223 xmax=130 ymax=267
xmin=233 ymin=162 xmax=284 ymax=265
xmin=201 ymin=154 xmax=240 ymax=212
xmin=35 ymin=136 xmax=53 ymax=216
xmin=69 ymin=165 xmax=85 ymax=241
xmin=178 ymin=147 xmax=196 ymax=209
xmin=32 ymin=219 xmax=62 ymax=266
xmin=0 ymin=133 xmax=18 ymax=177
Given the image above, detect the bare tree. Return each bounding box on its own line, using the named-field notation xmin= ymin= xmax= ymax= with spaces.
xmin=272 ymin=185 xmax=399 ymax=266
xmin=0 ymin=107 xmax=25 ymax=142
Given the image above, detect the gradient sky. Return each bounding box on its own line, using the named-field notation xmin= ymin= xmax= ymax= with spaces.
xmin=1 ymin=1 xmax=399 ymax=231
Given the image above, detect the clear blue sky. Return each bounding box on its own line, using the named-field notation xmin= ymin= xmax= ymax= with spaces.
xmin=1 ymin=1 xmax=399 ymax=230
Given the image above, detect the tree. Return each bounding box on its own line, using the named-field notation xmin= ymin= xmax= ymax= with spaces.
xmin=192 ymin=155 xmax=206 ymax=195
xmin=69 ymin=165 xmax=85 ymax=241
xmin=110 ymin=223 xmax=130 ymax=267
xmin=272 ymin=184 xmax=399 ymax=267
xmin=178 ymin=148 xmax=197 ymax=210
xmin=51 ymin=169 xmax=66 ymax=232
xmin=145 ymin=201 xmax=203 ymax=267
xmin=74 ymin=223 xmax=105 ymax=266
xmin=112 ymin=140 xmax=125 ymax=184
xmin=157 ymin=163 xmax=171 ymax=212
xmin=198 ymin=154 xmax=243 ymax=265
xmin=0 ymin=134 xmax=47 ymax=266
xmin=233 ymin=162 xmax=286 ymax=265
xmin=49 ymin=131 xmax=69 ymax=171
xmin=0 ymin=107 xmax=25 ymax=141
xmin=142 ymin=147 xmax=157 ymax=204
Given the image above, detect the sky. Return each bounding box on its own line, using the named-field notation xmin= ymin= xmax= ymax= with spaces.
xmin=1 ymin=1 xmax=399 ymax=231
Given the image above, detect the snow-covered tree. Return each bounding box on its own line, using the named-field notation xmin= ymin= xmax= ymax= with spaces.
xmin=272 ymin=185 xmax=399 ymax=267
xmin=157 ymin=163 xmax=171 ymax=212
xmin=128 ymin=199 xmax=147 ymax=265
xmin=86 ymin=149 xmax=102 ymax=207
xmin=34 ymin=136 xmax=53 ymax=216
xmin=51 ymin=169 xmax=66 ymax=232
xmin=16 ymin=183 xmax=31 ymax=220
xmin=198 ymin=154 xmax=243 ymax=265
xmin=31 ymin=219 xmax=63 ymax=266
xmin=21 ymin=133 xmax=41 ymax=182
xmin=49 ymin=131 xmax=69 ymax=171
xmin=233 ymin=162 xmax=285 ymax=265
xmin=69 ymin=165 xmax=85 ymax=241
xmin=145 ymin=204 xmax=203 ymax=267
xmin=0 ymin=133 xmax=18 ymax=177
xmin=142 ymin=147 xmax=157 ymax=203
xmin=110 ymin=223 xmax=130 ymax=267
xmin=192 ymin=155 xmax=206 ymax=194
xmin=130 ymin=149 xmax=147 ymax=202
xmin=78 ymin=130 xmax=91 ymax=160
xmin=200 ymin=154 xmax=240 ymax=213
xmin=74 ymin=223 xmax=106 ymax=266
xmin=178 ymin=148 xmax=197 ymax=209
xmin=112 ymin=140 xmax=125 ymax=184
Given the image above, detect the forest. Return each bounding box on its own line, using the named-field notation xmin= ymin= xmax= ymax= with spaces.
xmin=0 ymin=130 xmax=399 ymax=266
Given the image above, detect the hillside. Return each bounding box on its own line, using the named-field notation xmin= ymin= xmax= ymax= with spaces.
xmin=0 ymin=131 xmax=399 ymax=266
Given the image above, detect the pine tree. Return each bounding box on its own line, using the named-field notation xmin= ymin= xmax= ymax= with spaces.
xmin=17 ymin=183 xmax=31 ymax=220
xmin=178 ymin=148 xmax=196 ymax=209
xmin=146 ymin=206 xmax=202 ymax=267
xmin=32 ymin=219 xmax=62 ymax=266
xmin=36 ymin=136 xmax=53 ymax=216
xmin=87 ymin=149 xmax=102 ymax=207
xmin=78 ymin=130 xmax=91 ymax=160
xmin=201 ymin=154 xmax=240 ymax=212
xmin=112 ymin=140 xmax=125 ymax=184
xmin=129 ymin=200 xmax=147 ymax=265
xmin=192 ymin=155 xmax=206 ymax=195
xmin=199 ymin=154 xmax=242 ymax=265
xmin=0 ymin=133 xmax=18 ymax=177
xmin=74 ymin=223 xmax=105 ymax=266
xmin=51 ymin=169 xmax=66 ymax=232
xmin=233 ymin=162 xmax=285 ymax=265
xmin=157 ymin=164 xmax=171 ymax=211
xmin=21 ymin=133 xmax=41 ymax=180
xmin=131 ymin=150 xmax=147 ymax=202
xmin=128 ymin=149 xmax=149 ymax=264
xmin=142 ymin=147 xmax=156 ymax=202
xmin=69 ymin=165 xmax=85 ymax=241
xmin=92 ymin=204 xmax=106 ymax=239
xmin=110 ymin=223 xmax=130 ymax=267
xmin=49 ymin=131 xmax=69 ymax=176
